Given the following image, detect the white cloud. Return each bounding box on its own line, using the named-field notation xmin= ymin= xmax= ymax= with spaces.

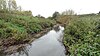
xmin=16 ymin=0 xmax=100 ymax=17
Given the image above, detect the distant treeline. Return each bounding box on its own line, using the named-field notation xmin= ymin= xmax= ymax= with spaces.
xmin=0 ymin=0 xmax=21 ymax=11
xmin=0 ymin=0 xmax=33 ymax=16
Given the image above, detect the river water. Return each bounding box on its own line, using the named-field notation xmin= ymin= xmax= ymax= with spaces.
xmin=8 ymin=26 xmax=66 ymax=56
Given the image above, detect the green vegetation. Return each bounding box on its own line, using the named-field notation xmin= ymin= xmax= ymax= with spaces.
xmin=0 ymin=0 xmax=56 ymax=48
xmin=0 ymin=13 xmax=56 ymax=41
xmin=0 ymin=0 xmax=100 ymax=55
xmin=64 ymin=14 xmax=100 ymax=56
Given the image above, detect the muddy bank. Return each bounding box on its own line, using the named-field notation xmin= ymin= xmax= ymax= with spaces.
xmin=0 ymin=27 xmax=52 ymax=55
xmin=0 ymin=24 xmax=63 ymax=55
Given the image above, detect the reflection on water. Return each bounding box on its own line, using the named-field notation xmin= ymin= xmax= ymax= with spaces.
xmin=7 ymin=26 xmax=66 ymax=56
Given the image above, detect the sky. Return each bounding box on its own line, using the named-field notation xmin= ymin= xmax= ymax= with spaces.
xmin=16 ymin=0 xmax=100 ymax=17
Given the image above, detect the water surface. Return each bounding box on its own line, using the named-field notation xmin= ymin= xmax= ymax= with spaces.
xmin=9 ymin=26 xmax=66 ymax=56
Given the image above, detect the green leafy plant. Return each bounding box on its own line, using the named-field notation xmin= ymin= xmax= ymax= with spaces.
xmin=64 ymin=14 xmax=100 ymax=56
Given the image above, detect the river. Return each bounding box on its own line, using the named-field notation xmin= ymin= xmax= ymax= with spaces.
xmin=5 ymin=26 xmax=66 ymax=56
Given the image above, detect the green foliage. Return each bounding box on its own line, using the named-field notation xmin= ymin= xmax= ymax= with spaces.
xmin=51 ymin=11 xmax=60 ymax=20
xmin=0 ymin=0 xmax=18 ymax=11
xmin=61 ymin=10 xmax=75 ymax=15
xmin=64 ymin=14 xmax=100 ymax=56
xmin=0 ymin=0 xmax=32 ymax=16
xmin=0 ymin=13 xmax=56 ymax=41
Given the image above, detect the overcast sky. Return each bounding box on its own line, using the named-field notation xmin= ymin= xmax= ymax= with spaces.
xmin=16 ymin=0 xmax=100 ymax=17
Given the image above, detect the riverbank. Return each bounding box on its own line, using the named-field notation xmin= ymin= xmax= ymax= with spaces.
xmin=0 ymin=12 xmax=57 ymax=55
xmin=3 ymin=25 xmax=66 ymax=56
xmin=63 ymin=14 xmax=100 ymax=56
xmin=0 ymin=26 xmax=52 ymax=55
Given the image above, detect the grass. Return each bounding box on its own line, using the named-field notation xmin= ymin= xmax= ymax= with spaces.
xmin=63 ymin=14 xmax=100 ymax=56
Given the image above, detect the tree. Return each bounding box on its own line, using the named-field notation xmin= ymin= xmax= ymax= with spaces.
xmin=35 ymin=14 xmax=45 ymax=18
xmin=8 ymin=0 xmax=12 ymax=11
xmin=2 ymin=0 xmax=7 ymax=10
xmin=52 ymin=11 xmax=60 ymax=20
xmin=12 ymin=0 xmax=17 ymax=10
xmin=0 ymin=0 xmax=18 ymax=11
xmin=0 ymin=0 xmax=7 ymax=10
xmin=0 ymin=0 xmax=3 ymax=9
xmin=0 ymin=0 xmax=22 ymax=13
xmin=62 ymin=10 xmax=75 ymax=15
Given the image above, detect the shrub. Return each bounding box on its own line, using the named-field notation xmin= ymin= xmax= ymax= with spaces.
xmin=64 ymin=15 xmax=100 ymax=56
xmin=0 ymin=13 xmax=56 ymax=41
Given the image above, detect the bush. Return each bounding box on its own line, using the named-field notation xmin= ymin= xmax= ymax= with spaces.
xmin=0 ymin=13 xmax=56 ymax=41
xmin=64 ymin=15 xmax=100 ymax=56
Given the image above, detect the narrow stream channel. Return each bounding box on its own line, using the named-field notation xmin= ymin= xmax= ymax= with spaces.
xmin=8 ymin=26 xmax=66 ymax=56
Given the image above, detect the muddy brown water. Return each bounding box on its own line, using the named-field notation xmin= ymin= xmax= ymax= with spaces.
xmin=1 ymin=26 xmax=66 ymax=56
